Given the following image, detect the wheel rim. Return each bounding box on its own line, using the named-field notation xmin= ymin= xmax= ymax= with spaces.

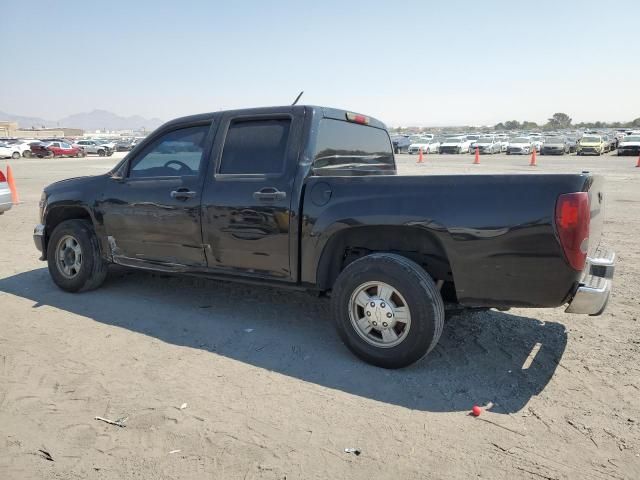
xmin=56 ymin=235 xmax=83 ymax=279
xmin=348 ymin=281 xmax=411 ymax=348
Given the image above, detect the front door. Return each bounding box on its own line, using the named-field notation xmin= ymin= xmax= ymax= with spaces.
xmin=99 ymin=122 xmax=213 ymax=268
xmin=201 ymin=108 xmax=304 ymax=280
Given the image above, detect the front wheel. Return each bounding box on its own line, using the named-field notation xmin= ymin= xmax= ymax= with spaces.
xmin=331 ymin=253 xmax=444 ymax=369
xmin=46 ymin=219 xmax=108 ymax=293
xmin=11 ymin=151 xmax=20 ymax=159
xmin=23 ymin=150 xmax=32 ymax=158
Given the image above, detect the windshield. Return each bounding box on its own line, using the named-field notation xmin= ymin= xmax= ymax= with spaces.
xmin=545 ymin=137 xmax=565 ymax=144
xmin=466 ymin=135 xmax=479 ymax=141
xmin=444 ymin=137 xmax=462 ymax=143
xmin=623 ymin=136 xmax=640 ymax=142
xmin=477 ymin=137 xmax=494 ymax=143
xmin=511 ymin=137 xmax=530 ymax=143
xmin=582 ymin=136 xmax=601 ymax=142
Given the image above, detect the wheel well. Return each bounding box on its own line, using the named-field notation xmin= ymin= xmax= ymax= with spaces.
xmin=44 ymin=207 xmax=92 ymax=251
xmin=317 ymin=226 xmax=457 ymax=302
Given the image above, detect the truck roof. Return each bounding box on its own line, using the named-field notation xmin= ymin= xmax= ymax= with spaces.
xmin=161 ymin=105 xmax=387 ymax=131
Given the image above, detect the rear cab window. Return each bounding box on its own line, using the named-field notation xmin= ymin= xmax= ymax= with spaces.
xmin=312 ymin=118 xmax=396 ymax=176
xmin=218 ymin=118 xmax=291 ymax=175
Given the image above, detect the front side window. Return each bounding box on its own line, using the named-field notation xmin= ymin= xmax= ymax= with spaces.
xmin=219 ymin=118 xmax=291 ymax=175
xmin=313 ymin=119 xmax=394 ymax=171
xmin=129 ymin=125 xmax=209 ymax=178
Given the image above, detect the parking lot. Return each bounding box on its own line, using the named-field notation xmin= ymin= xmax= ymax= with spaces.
xmin=1 ymin=152 xmax=638 ymax=479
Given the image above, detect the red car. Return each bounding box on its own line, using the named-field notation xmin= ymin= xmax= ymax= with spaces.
xmin=30 ymin=141 xmax=86 ymax=158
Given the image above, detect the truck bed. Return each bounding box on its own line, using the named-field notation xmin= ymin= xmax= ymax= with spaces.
xmin=301 ymin=173 xmax=603 ymax=308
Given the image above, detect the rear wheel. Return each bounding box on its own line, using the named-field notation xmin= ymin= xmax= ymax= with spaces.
xmin=47 ymin=151 xmax=54 ymax=158
xmin=331 ymin=253 xmax=444 ymax=369
xmin=46 ymin=219 xmax=108 ymax=293
xmin=98 ymin=149 xmax=106 ymax=157
xmin=23 ymin=150 xmax=32 ymax=158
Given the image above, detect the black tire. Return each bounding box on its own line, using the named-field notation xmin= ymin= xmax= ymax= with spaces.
xmin=11 ymin=151 xmax=20 ymax=159
xmin=23 ymin=150 xmax=32 ymax=158
xmin=47 ymin=151 xmax=54 ymax=158
xmin=46 ymin=219 xmax=108 ymax=293
xmin=78 ymin=150 xmax=86 ymax=158
xmin=98 ymin=149 xmax=105 ymax=157
xmin=330 ymin=253 xmax=445 ymax=369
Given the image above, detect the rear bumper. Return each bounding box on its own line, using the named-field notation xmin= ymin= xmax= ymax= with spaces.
xmin=0 ymin=189 xmax=12 ymax=213
xmin=34 ymin=224 xmax=45 ymax=260
xmin=566 ymin=247 xmax=615 ymax=315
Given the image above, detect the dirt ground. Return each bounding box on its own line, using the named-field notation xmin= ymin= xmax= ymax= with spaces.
xmin=1 ymin=151 xmax=638 ymax=479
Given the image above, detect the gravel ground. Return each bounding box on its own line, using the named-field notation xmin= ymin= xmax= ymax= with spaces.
xmin=0 ymin=151 xmax=638 ymax=479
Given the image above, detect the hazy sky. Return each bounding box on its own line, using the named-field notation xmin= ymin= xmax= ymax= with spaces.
xmin=3 ymin=0 xmax=639 ymax=126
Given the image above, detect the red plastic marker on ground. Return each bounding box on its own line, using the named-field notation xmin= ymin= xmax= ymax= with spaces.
xmin=472 ymin=405 xmax=482 ymax=417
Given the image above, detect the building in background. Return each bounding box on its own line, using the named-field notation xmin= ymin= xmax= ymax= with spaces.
xmin=0 ymin=121 xmax=83 ymax=138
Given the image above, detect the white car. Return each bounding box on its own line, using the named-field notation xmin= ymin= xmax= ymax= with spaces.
xmin=506 ymin=137 xmax=533 ymax=155
xmin=439 ymin=136 xmax=472 ymax=154
xmin=617 ymin=135 xmax=640 ymax=156
xmin=408 ymin=138 xmax=440 ymax=154
xmin=0 ymin=142 xmax=22 ymax=159
xmin=11 ymin=141 xmax=35 ymax=157
xmin=469 ymin=136 xmax=501 ymax=154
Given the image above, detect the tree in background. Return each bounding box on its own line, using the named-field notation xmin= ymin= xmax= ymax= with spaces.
xmin=631 ymin=118 xmax=640 ymax=128
xmin=546 ymin=112 xmax=572 ymax=130
xmin=503 ymin=120 xmax=521 ymax=130
xmin=521 ymin=121 xmax=539 ymax=130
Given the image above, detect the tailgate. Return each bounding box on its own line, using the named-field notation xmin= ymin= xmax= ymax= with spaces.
xmin=585 ymin=175 xmax=605 ymax=257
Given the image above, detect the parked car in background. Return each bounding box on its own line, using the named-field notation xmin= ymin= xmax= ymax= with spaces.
xmin=603 ymin=134 xmax=617 ymax=152
xmin=617 ymin=135 xmax=640 ymax=156
xmin=469 ymin=136 xmax=501 ymax=154
xmin=530 ymin=135 xmax=543 ymax=153
xmin=506 ymin=137 xmax=533 ymax=154
xmin=577 ymin=135 xmax=607 ymax=156
xmin=408 ymin=137 xmax=440 ymax=154
xmin=73 ymin=139 xmax=114 ymax=156
xmin=31 ymin=141 xmax=86 ymax=158
xmin=0 ymin=169 xmax=12 ymax=215
xmin=115 ymin=139 xmax=134 ymax=151
xmin=391 ymin=135 xmax=411 ymax=154
xmin=566 ymin=136 xmax=579 ymax=153
xmin=94 ymin=139 xmax=117 ymax=152
xmin=0 ymin=142 xmax=22 ymax=159
xmin=541 ymin=136 xmax=570 ymax=155
xmin=439 ymin=136 xmax=471 ymax=154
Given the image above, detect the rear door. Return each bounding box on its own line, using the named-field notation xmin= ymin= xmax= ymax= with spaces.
xmin=201 ymin=108 xmax=304 ymax=280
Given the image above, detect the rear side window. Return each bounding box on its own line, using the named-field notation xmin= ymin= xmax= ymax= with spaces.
xmin=313 ymin=119 xmax=394 ymax=171
xmin=219 ymin=118 xmax=291 ymax=174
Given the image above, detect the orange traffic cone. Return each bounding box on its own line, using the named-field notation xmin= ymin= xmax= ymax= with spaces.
xmin=6 ymin=164 xmax=19 ymax=204
xmin=530 ymin=148 xmax=537 ymax=167
xmin=473 ymin=147 xmax=480 ymax=164
xmin=636 ymin=154 xmax=640 ymax=168
xmin=417 ymin=147 xmax=424 ymax=163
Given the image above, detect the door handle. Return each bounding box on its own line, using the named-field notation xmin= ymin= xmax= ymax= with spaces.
xmin=170 ymin=188 xmax=196 ymax=200
xmin=253 ymin=187 xmax=286 ymax=201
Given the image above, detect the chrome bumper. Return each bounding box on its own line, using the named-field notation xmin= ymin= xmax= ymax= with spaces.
xmin=34 ymin=224 xmax=45 ymax=259
xmin=566 ymin=247 xmax=615 ymax=316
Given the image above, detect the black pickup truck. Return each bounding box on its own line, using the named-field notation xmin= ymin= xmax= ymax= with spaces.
xmin=33 ymin=106 xmax=615 ymax=368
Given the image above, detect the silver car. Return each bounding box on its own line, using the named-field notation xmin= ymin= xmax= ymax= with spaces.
xmin=73 ymin=140 xmax=114 ymax=156
xmin=0 ymin=171 xmax=12 ymax=214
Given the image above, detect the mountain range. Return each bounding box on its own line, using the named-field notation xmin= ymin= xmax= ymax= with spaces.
xmin=0 ymin=109 xmax=164 ymax=132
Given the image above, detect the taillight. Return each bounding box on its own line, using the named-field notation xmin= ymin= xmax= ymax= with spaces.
xmin=555 ymin=192 xmax=590 ymax=271
xmin=0 ymin=171 xmax=5 ymax=182
xmin=345 ymin=112 xmax=370 ymax=125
